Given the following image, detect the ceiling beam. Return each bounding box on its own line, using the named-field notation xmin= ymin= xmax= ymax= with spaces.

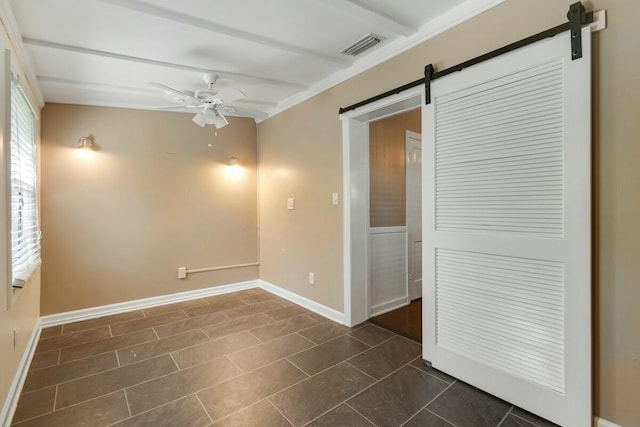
xmin=24 ymin=38 xmax=307 ymax=90
xmin=97 ymin=0 xmax=350 ymax=67
xmin=316 ymin=0 xmax=416 ymax=37
xmin=37 ymin=75 xmax=277 ymax=107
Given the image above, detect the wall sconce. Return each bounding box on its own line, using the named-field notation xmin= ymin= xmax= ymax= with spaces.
xmin=224 ymin=156 xmax=243 ymax=180
xmin=76 ymin=135 xmax=95 ymax=150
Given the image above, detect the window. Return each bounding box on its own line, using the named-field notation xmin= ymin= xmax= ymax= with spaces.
xmin=9 ymin=76 xmax=40 ymax=289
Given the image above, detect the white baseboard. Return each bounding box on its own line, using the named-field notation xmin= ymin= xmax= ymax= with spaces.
xmin=0 ymin=319 xmax=42 ymax=427
xmin=258 ymin=280 xmax=345 ymax=324
xmin=370 ymin=296 xmax=409 ymax=317
xmin=40 ymin=280 xmax=259 ymax=328
xmin=595 ymin=417 xmax=622 ymax=427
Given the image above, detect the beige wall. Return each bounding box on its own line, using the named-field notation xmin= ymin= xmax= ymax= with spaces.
xmin=0 ymin=20 xmax=41 ymax=417
xmin=369 ymin=109 xmax=421 ymax=228
xmin=258 ymin=0 xmax=640 ymax=424
xmin=40 ymin=104 xmax=258 ymax=314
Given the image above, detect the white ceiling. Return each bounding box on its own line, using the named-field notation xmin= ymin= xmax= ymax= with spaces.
xmin=3 ymin=0 xmax=502 ymax=121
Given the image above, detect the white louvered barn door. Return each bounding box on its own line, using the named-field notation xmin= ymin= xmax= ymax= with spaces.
xmin=423 ymin=28 xmax=591 ymax=426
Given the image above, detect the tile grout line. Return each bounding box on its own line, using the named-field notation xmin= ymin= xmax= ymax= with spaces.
xmin=510 ymin=412 xmax=549 ymax=427
xmin=168 ymin=352 xmax=181 ymax=370
xmin=496 ymin=406 xmax=515 ymax=426
xmin=52 ymin=384 xmax=59 ymax=413
xmin=406 ymin=361 xmax=455 ymax=385
xmin=114 ymin=349 xmax=121 ymax=368
xmin=425 ymin=407 xmax=462 ymax=427
xmin=266 ymin=398 xmax=296 ymax=426
xmin=247 ymin=313 xmax=331 ymax=343
xmin=122 ymin=387 xmax=133 ymax=418
xmin=345 ymin=402 xmax=378 ymax=427
xmin=344 ymin=361 xmax=378 ymax=382
xmin=400 ymin=379 xmax=459 ymax=427
xmin=225 ymin=355 xmax=244 ymax=373
xmin=194 ymin=393 xmax=215 ymax=425
xmin=345 ymin=333 xmax=376 ymax=348
xmin=150 ymin=315 xmax=230 ymax=340
xmin=36 ymin=328 xmax=112 ymax=351
xmin=293 ymin=331 xmax=318 ymax=346
xmin=283 ymin=355 xmax=313 ymax=377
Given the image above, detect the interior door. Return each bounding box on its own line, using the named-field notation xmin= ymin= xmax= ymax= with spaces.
xmin=422 ymin=28 xmax=591 ymax=426
xmin=406 ymin=130 xmax=422 ymax=301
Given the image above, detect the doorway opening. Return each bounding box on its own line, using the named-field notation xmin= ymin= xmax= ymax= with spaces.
xmin=340 ymin=86 xmax=423 ymax=341
xmin=367 ymin=111 xmax=422 ymax=342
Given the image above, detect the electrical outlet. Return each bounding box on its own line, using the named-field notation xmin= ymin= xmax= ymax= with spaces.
xmin=178 ymin=267 xmax=187 ymax=279
xmin=308 ymin=272 xmax=315 ymax=285
xmin=287 ymin=198 xmax=295 ymax=210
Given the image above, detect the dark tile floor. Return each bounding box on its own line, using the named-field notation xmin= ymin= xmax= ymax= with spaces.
xmin=11 ymin=288 xmax=557 ymax=427
xmin=369 ymin=298 xmax=422 ymax=343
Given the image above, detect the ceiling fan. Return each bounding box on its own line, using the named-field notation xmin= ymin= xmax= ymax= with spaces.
xmin=152 ymin=73 xmax=245 ymax=129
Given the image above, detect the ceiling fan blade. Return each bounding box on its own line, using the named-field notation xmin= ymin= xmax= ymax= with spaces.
xmin=153 ymin=105 xmax=201 ymax=110
xmin=151 ymin=82 xmax=201 ymax=103
xmin=215 ymin=87 xmax=245 ymax=104
xmin=219 ymin=106 xmax=236 ymax=113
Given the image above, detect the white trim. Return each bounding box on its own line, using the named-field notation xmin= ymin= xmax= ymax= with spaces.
xmin=370 ymin=297 xmax=408 ymax=317
xmin=370 ymin=226 xmax=407 ymax=235
xmin=594 ymin=417 xmax=622 ymax=427
xmin=40 ymin=280 xmax=258 ymax=328
xmin=0 ymin=318 xmax=41 ymax=427
xmin=264 ymin=0 xmax=505 ymax=120
xmin=341 ymin=85 xmax=423 ymax=328
xmin=258 ymin=280 xmax=345 ymax=324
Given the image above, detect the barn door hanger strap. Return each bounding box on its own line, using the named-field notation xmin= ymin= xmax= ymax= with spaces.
xmin=424 ymin=64 xmax=434 ymax=105
xmin=569 ymin=1 xmax=591 ymax=60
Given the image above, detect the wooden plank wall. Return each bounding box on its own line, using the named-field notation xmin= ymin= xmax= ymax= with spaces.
xmin=369 ymin=109 xmax=421 ymax=227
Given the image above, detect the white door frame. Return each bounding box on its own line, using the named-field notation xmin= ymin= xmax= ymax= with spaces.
xmin=340 ymin=86 xmax=423 ymax=326
xmin=406 ymin=130 xmax=422 ymax=301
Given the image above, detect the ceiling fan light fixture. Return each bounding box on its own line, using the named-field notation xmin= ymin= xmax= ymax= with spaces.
xmin=192 ymin=111 xmax=207 ymax=127
xmin=213 ymin=111 xmax=229 ymax=129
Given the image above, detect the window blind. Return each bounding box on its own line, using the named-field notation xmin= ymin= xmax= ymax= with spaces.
xmin=10 ymin=77 xmax=40 ymax=288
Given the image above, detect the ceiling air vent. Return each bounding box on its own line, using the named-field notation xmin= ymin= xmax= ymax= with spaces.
xmin=339 ymin=33 xmax=386 ymax=56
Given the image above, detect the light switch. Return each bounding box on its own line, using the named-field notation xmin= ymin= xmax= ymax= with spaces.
xmin=332 ymin=192 xmax=339 ymax=205
xmin=287 ymin=197 xmax=295 ymax=210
